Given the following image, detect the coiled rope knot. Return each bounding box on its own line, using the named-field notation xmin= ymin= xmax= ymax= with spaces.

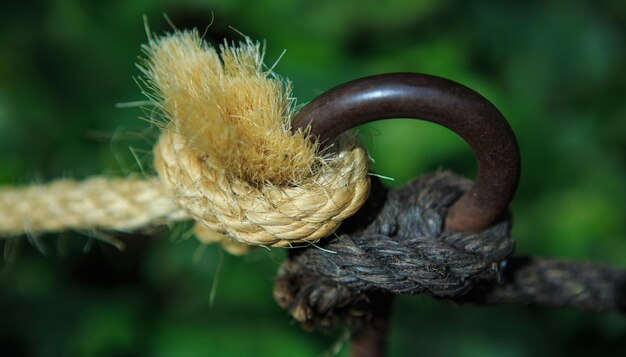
xmin=153 ymin=131 xmax=370 ymax=247
xmin=145 ymin=31 xmax=370 ymax=248
xmin=273 ymin=172 xmax=515 ymax=329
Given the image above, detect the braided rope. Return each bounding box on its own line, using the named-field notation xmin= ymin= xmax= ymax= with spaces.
xmin=143 ymin=31 xmax=371 ymax=247
xmin=274 ymin=172 xmax=515 ymax=328
xmin=0 ymin=30 xmax=371 ymax=248
xmin=0 ymin=177 xmax=189 ymax=236
xmin=0 ymin=133 xmax=369 ymax=247
xmin=154 ymin=132 xmax=370 ymax=247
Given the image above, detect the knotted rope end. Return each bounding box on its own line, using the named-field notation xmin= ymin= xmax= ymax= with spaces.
xmin=143 ymin=30 xmax=371 ymax=248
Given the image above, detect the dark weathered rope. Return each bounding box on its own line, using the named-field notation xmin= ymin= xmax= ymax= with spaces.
xmin=274 ymin=171 xmax=514 ymax=328
xmin=459 ymin=256 xmax=626 ymax=311
xmin=274 ymin=172 xmax=626 ymax=330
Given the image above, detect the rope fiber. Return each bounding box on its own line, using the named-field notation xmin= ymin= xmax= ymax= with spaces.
xmin=274 ymin=172 xmax=626 ymax=330
xmin=0 ymin=177 xmax=188 ymax=236
xmin=0 ymin=30 xmax=371 ymax=248
xmin=0 ymin=31 xmax=623 ymax=333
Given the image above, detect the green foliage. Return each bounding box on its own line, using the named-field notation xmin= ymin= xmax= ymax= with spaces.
xmin=0 ymin=0 xmax=624 ymax=355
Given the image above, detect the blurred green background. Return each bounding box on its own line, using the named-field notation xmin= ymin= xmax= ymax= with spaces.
xmin=1 ymin=0 xmax=625 ymax=356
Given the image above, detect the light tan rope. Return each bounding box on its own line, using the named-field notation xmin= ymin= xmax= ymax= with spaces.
xmin=154 ymin=131 xmax=370 ymax=247
xmin=0 ymin=30 xmax=371 ymax=250
xmin=0 ymin=177 xmax=189 ymax=236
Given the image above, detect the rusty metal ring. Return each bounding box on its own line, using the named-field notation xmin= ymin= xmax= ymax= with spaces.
xmin=291 ymin=73 xmax=521 ymax=232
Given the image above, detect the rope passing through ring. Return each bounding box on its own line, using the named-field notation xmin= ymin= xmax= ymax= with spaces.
xmin=277 ymin=70 xmax=521 ymax=335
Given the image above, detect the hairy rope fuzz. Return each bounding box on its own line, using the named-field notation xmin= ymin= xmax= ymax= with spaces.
xmin=144 ymin=31 xmax=370 ymax=247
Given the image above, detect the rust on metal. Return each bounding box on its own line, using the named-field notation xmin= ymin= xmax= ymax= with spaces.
xmin=291 ymin=73 xmax=521 ymax=232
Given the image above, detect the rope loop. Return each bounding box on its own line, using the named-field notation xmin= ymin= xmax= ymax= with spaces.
xmin=154 ymin=131 xmax=370 ymax=247
xmin=141 ymin=29 xmax=372 ymax=247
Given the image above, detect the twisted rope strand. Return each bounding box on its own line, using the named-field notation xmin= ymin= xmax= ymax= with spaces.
xmin=274 ymin=172 xmax=626 ymax=330
xmin=154 ymin=132 xmax=370 ymax=247
xmin=0 ymin=31 xmax=371 ymax=248
xmin=0 ymin=177 xmax=189 ymax=236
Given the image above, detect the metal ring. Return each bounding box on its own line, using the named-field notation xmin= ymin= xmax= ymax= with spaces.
xmin=291 ymin=73 xmax=521 ymax=232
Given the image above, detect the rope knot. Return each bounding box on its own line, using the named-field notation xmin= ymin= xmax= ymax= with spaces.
xmin=144 ymin=30 xmax=370 ymax=247
xmin=273 ymin=171 xmax=515 ymax=329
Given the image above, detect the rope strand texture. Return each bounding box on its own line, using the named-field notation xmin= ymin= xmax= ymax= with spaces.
xmin=0 ymin=30 xmax=370 ymax=248
xmin=154 ymin=132 xmax=369 ymax=246
xmin=144 ymin=30 xmax=370 ymax=247
xmin=274 ymin=172 xmax=626 ymax=329
xmin=0 ymin=177 xmax=188 ymax=236
xmin=274 ymin=172 xmax=515 ymax=328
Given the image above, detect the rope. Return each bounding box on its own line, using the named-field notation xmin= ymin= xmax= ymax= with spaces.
xmin=144 ymin=31 xmax=370 ymax=247
xmin=459 ymin=256 xmax=626 ymax=312
xmin=154 ymin=132 xmax=369 ymax=247
xmin=0 ymin=177 xmax=188 ymax=236
xmin=1 ymin=29 xmax=623 ymax=336
xmin=0 ymin=30 xmax=371 ymax=249
xmin=273 ymin=172 xmax=626 ymax=329
xmin=274 ymin=172 xmax=513 ymax=327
